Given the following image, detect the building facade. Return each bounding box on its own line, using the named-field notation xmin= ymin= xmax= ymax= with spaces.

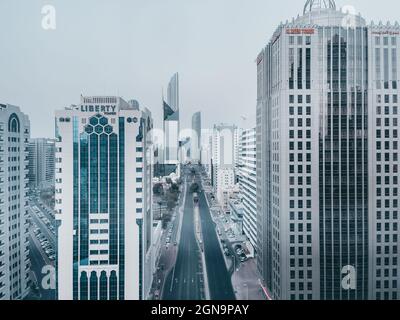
xmin=55 ymin=96 xmax=153 ymax=300
xmin=28 ymin=138 xmax=55 ymax=191
xmin=257 ymin=0 xmax=400 ymax=300
xmin=238 ymin=128 xmax=257 ymax=249
xmin=211 ymin=124 xmax=239 ymax=211
xmin=0 ymin=103 xmax=30 ymax=300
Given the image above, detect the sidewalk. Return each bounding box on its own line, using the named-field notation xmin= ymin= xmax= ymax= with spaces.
xmin=231 ymin=258 xmax=265 ymax=300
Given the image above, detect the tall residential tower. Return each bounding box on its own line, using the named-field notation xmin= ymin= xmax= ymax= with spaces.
xmin=28 ymin=138 xmax=56 ymax=191
xmin=0 ymin=104 xmax=30 ymax=300
xmin=238 ymin=128 xmax=257 ymax=249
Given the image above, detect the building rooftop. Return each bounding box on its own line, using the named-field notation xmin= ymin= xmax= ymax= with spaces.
xmin=303 ymin=0 xmax=336 ymax=15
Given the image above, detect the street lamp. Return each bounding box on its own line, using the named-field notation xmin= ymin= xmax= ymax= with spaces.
xmin=244 ymin=283 xmax=249 ymax=300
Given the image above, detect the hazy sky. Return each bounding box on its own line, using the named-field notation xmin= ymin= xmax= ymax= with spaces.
xmin=1 ymin=0 xmax=399 ymax=138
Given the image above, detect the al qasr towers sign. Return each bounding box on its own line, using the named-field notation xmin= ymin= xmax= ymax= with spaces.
xmin=286 ymin=28 xmax=315 ymax=35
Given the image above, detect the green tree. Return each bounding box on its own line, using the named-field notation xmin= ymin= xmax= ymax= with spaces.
xmin=190 ymin=183 xmax=200 ymax=194
xmin=153 ymin=183 xmax=164 ymax=196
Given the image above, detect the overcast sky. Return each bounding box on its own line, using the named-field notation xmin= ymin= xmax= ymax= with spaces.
xmin=1 ymin=0 xmax=399 ymax=138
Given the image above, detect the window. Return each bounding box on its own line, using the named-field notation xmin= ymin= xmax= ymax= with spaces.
xmin=384 ymin=37 xmax=389 ymax=46
xmin=297 ymin=36 xmax=302 ymax=45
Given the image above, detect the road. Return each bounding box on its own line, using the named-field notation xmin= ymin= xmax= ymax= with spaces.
xmin=196 ymin=171 xmax=236 ymax=300
xmin=163 ymin=169 xmax=205 ymax=300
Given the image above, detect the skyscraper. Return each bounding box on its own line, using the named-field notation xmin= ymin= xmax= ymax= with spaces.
xmin=211 ymin=124 xmax=239 ymax=212
xmin=0 ymin=103 xmax=30 ymax=300
xmin=163 ymin=73 xmax=180 ymax=173
xmin=167 ymin=73 xmax=179 ymax=114
xmin=191 ymin=111 xmax=201 ymax=162
xmin=55 ymin=96 xmax=154 ymax=300
xmin=257 ymin=0 xmax=400 ymax=300
xmin=28 ymin=138 xmax=55 ymax=191
xmin=238 ymin=128 xmax=257 ymax=249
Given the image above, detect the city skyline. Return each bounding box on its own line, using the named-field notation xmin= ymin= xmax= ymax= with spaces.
xmin=3 ymin=1 xmax=400 ymax=139
xmin=2 ymin=0 xmax=400 ymax=304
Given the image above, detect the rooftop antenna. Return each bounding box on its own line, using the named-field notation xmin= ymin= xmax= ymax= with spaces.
xmin=303 ymin=0 xmax=336 ymax=15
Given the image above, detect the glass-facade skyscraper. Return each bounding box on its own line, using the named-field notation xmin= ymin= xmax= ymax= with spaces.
xmin=164 ymin=73 xmax=180 ymax=167
xmin=257 ymin=0 xmax=400 ymax=300
xmin=55 ymin=96 xmax=153 ymax=300
xmin=191 ymin=111 xmax=201 ymax=162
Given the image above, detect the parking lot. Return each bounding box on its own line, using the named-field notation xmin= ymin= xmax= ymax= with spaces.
xmin=29 ymin=200 xmax=57 ymax=263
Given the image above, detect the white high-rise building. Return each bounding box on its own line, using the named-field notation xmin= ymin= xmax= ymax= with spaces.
xmin=211 ymin=124 xmax=239 ymax=212
xmin=28 ymin=138 xmax=55 ymax=191
xmin=0 ymin=103 xmax=30 ymax=300
xmin=238 ymin=128 xmax=257 ymax=249
xmin=55 ymin=96 xmax=153 ymax=300
xmin=257 ymin=0 xmax=400 ymax=300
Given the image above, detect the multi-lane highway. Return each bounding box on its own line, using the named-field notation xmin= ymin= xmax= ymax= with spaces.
xmin=162 ymin=165 xmax=235 ymax=300
xmin=163 ymin=169 xmax=205 ymax=300
xmin=196 ymin=170 xmax=236 ymax=300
